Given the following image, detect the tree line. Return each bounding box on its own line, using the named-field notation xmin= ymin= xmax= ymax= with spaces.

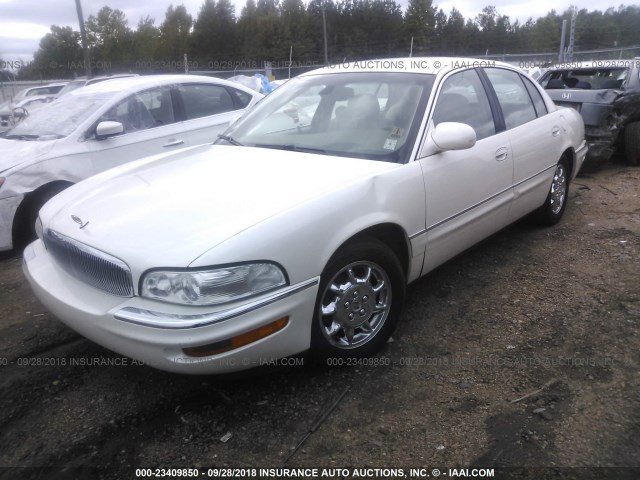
xmin=14 ymin=1 xmax=640 ymax=80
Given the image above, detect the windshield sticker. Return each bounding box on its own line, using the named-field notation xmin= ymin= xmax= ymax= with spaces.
xmin=383 ymin=138 xmax=398 ymax=150
xmin=390 ymin=127 xmax=404 ymax=138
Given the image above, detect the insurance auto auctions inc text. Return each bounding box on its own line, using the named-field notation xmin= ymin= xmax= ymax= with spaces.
xmin=251 ymin=467 xmax=495 ymax=478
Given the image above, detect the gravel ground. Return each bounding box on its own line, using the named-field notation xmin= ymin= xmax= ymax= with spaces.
xmin=0 ymin=158 xmax=638 ymax=480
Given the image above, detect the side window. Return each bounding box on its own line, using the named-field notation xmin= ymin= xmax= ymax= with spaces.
xmin=97 ymin=87 xmax=172 ymax=134
xmin=178 ymin=84 xmax=237 ymax=120
xmin=521 ymin=76 xmax=548 ymax=117
xmin=228 ymin=87 xmax=252 ymax=109
xmin=432 ymin=69 xmax=496 ymax=141
xmin=26 ymin=87 xmax=50 ymax=96
xmin=136 ymin=87 xmax=175 ymax=126
xmin=485 ymin=68 xmax=537 ymax=129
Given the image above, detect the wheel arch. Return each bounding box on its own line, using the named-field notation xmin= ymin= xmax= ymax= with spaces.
xmin=12 ymin=180 xmax=74 ymax=244
xmin=329 ymin=222 xmax=412 ymax=280
xmin=561 ymin=147 xmax=575 ymax=180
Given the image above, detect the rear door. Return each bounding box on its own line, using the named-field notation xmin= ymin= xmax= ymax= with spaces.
xmin=483 ymin=67 xmax=565 ymax=221
xmin=175 ymin=83 xmax=256 ymax=146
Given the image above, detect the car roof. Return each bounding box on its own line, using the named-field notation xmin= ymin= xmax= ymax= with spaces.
xmin=73 ymin=74 xmax=257 ymax=96
xmin=302 ymin=57 xmax=518 ymax=77
xmin=85 ymin=74 xmax=138 ymax=85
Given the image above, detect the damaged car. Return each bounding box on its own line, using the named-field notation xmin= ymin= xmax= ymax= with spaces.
xmin=540 ymin=59 xmax=640 ymax=165
xmin=23 ymin=58 xmax=587 ymax=373
xmin=0 ymin=75 xmax=261 ymax=251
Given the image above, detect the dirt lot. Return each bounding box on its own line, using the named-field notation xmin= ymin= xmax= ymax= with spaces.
xmin=0 ymin=159 xmax=638 ymax=480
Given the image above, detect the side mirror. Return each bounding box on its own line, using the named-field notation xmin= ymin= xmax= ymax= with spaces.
xmin=95 ymin=121 xmax=124 ymax=140
xmin=421 ymin=122 xmax=477 ymax=157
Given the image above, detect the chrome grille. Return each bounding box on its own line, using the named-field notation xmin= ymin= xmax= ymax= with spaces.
xmin=44 ymin=229 xmax=134 ymax=297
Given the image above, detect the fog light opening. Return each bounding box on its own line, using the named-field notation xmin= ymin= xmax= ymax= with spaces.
xmin=182 ymin=316 xmax=289 ymax=357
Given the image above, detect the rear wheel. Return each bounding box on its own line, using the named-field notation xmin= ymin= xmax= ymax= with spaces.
xmin=311 ymin=238 xmax=405 ymax=360
xmin=624 ymin=122 xmax=640 ymax=166
xmin=535 ymin=157 xmax=569 ymax=226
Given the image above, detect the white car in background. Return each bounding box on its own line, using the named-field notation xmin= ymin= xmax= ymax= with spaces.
xmin=0 ymin=82 xmax=68 ymax=132
xmin=0 ymin=74 xmax=262 ymax=251
xmin=54 ymin=74 xmax=138 ymax=98
xmin=0 ymin=96 xmax=54 ymax=133
xmin=24 ymin=58 xmax=587 ymax=374
xmin=5 ymin=82 xmax=68 ymax=101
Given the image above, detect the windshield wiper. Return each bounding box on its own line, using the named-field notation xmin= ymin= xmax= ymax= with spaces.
xmin=4 ymin=134 xmax=41 ymax=141
xmin=216 ymin=134 xmax=243 ymax=146
xmin=254 ymin=143 xmax=327 ymax=155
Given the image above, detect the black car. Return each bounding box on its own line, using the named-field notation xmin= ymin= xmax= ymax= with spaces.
xmin=539 ymin=59 xmax=640 ymax=165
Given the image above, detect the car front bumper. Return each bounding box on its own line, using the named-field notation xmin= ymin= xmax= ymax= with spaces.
xmin=23 ymin=239 xmax=319 ymax=374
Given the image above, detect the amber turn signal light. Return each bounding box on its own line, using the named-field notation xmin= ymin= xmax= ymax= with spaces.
xmin=182 ymin=317 xmax=289 ymax=357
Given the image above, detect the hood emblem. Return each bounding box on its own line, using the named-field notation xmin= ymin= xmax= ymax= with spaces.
xmin=562 ymin=92 xmax=572 ymax=100
xmin=71 ymin=215 xmax=90 ymax=229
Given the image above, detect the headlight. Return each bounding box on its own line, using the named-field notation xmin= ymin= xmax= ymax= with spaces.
xmin=141 ymin=263 xmax=287 ymax=306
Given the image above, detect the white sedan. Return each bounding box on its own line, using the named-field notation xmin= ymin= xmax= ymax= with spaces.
xmin=0 ymin=75 xmax=262 ymax=251
xmin=23 ymin=58 xmax=587 ymax=373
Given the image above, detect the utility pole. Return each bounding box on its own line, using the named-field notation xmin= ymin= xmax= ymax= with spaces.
xmin=567 ymin=8 xmax=576 ymax=62
xmin=322 ymin=7 xmax=328 ymax=66
xmin=558 ymin=20 xmax=567 ymax=63
xmin=75 ymin=0 xmax=91 ymax=78
xmin=409 ymin=36 xmax=413 ymax=57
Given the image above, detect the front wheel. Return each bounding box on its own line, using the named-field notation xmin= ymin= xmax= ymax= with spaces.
xmin=311 ymin=238 xmax=405 ymax=359
xmin=535 ymin=158 xmax=569 ymax=226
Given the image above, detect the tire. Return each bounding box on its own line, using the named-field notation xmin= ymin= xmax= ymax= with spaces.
xmin=311 ymin=238 xmax=405 ymax=360
xmin=535 ymin=157 xmax=570 ymax=226
xmin=624 ymin=122 xmax=640 ymax=166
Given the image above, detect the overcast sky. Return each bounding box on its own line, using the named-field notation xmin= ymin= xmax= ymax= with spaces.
xmin=0 ymin=0 xmax=630 ymax=63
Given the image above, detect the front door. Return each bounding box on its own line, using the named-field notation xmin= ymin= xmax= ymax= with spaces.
xmin=419 ymin=68 xmax=514 ymax=273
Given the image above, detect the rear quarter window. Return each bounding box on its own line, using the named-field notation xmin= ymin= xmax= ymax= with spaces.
xmin=228 ymin=87 xmax=253 ymax=109
xmin=522 ymin=76 xmax=548 ymax=117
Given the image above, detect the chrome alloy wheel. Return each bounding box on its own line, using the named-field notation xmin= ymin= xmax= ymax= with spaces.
xmin=550 ymin=163 xmax=567 ymax=215
xmin=319 ymin=261 xmax=392 ymax=349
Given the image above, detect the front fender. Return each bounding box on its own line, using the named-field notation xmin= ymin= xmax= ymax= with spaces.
xmin=189 ymin=161 xmax=427 ymax=285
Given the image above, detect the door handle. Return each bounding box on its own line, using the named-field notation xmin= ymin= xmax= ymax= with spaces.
xmin=552 ymin=127 xmax=561 ymax=137
xmin=163 ymin=139 xmax=184 ymax=148
xmin=495 ymin=147 xmax=509 ymax=162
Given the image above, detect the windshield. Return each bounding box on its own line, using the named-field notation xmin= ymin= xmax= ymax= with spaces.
xmin=219 ymin=72 xmax=434 ymax=163
xmin=540 ymin=67 xmax=628 ymax=90
xmin=6 ymin=91 xmax=113 ymax=140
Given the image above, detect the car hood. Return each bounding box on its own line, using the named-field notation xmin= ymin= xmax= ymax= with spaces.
xmin=45 ymin=145 xmax=397 ymax=270
xmin=0 ymin=138 xmax=58 ymax=174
